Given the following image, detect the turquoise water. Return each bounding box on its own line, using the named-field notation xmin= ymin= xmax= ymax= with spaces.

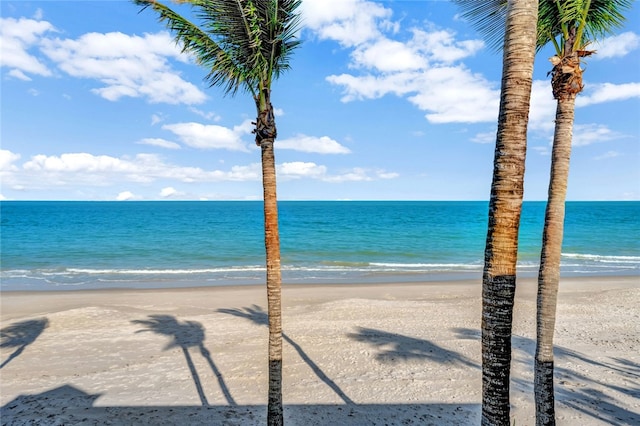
xmin=1 ymin=201 xmax=638 ymax=290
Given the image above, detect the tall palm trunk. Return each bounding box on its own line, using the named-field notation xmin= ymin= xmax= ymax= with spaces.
xmin=256 ymin=89 xmax=284 ymax=426
xmin=535 ymin=95 xmax=576 ymax=426
xmin=482 ymin=1 xmax=538 ymax=424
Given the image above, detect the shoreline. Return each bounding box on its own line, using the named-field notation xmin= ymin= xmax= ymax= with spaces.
xmin=2 ymin=276 xmax=639 ymax=424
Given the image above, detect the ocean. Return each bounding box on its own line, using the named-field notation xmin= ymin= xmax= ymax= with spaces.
xmin=1 ymin=201 xmax=638 ymax=291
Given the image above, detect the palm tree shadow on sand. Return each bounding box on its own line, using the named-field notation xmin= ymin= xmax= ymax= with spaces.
xmin=217 ymin=304 xmax=355 ymax=405
xmin=1 ymin=318 xmax=49 ymax=369
xmin=347 ymin=327 xmax=479 ymax=369
xmin=132 ymin=315 xmax=236 ymax=406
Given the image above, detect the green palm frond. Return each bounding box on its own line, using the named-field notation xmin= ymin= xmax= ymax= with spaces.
xmin=133 ymin=0 xmax=302 ymax=97
xmin=451 ymin=0 xmax=508 ymax=52
xmin=453 ymin=0 xmax=632 ymax=55
xmin=538 ymin=0 xmax=632 ymax=54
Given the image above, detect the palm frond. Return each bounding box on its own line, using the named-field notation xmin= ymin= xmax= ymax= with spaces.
xmin=450 ymin=0 xmax=508 ymax=52
xmin=537 ymin=0 xmax=633 ymax=53
xmin=133 ymin=0 xmax=302 ymax=97
xmin=453 ymin=0 xmax=633 ymax=55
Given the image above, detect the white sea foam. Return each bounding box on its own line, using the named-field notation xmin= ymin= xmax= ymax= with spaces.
xmin=562 ymin=253 xmax=640 ymax=263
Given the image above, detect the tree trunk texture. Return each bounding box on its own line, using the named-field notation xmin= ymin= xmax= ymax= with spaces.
xmin=535 ymin=96 xmax=576 ymax=426
xmin=255 ymin=90 xmax=284 ymax=426
xmin=261 ymin=137 xmax=283 ymax=426
xmin=482 ymin=1 xmax=538 ymax=425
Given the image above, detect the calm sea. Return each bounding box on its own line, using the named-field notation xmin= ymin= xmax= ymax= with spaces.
xmin=1 ymin=201 xmax=638 ymax=291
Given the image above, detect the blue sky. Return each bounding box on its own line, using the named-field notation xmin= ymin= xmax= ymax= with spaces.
xmin=1 ymin=0 xmax=639 ymax=201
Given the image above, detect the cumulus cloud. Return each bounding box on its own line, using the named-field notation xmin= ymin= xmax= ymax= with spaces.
xmin=305 ymin=0 xmax=491 ymax=124
xmin=0 ymin=17 xmax=54 ymax=78
xmin=576 ymin=82 xmax=640 ymax=107
xmin=572 ymin=124 xmax=624 ymax=147
xmin=471 ymin=131 xmax=496 ymax=144
xmin=14 ymin=152 xmax=261 ymax=186
xmin=322 ymin=167 xmax=398 ymax=183
xmin=0 ymin=149 xmax=21 ymax=171
xmin=162 ymin=121 xmax=252 ymax=151
xmin=301 ymin=0 xmax=393 ymax=47
xmin=592 ymin=32 xmax=640 ymax=59
xmin=277 ymin=162 xmax=398 ymax=182
xmin=39 ymin=31 xmax=206 ymax=104
xmin=137 ymin=138 xmax=181 ymax=150
xmin=278 ymin=161 xmax=327 ymax=179
xmin=351 ymin=38 xmax=426 ymax=72
xmin=277 ymin=134 xmax=351 ymax=154
xmin=160 ymin=186 xmax=178 ymax=198
xmin=116 ymin=191 xmax=135 ymax=201
xmin=528 ymin=80 xmax=558 ymax=131
xmin=2 ymin=149 xmax=398 ymax=196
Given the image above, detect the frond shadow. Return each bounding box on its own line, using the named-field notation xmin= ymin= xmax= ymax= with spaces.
xmin=1 ymin=318 xmax=49 ymax=369
xmin=132 ymin=315 xmax=236 ymax=406
xmin=348 ymin=327 xmax=478 ymax=369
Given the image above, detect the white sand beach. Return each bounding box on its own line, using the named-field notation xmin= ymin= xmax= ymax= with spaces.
xmin=1 ymin=277 xmax=639 ymax=425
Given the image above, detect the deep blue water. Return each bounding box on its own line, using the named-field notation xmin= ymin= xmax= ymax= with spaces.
xmin=1 ymin=201 xmax=638 ymax=290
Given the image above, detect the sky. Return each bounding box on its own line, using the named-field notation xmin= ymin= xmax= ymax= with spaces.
xmin=1 ymin=0 xmax=639 ymax=201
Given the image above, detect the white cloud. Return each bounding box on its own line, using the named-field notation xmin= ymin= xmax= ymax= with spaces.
xmin=13 ymin=152 xmax=262 ymax=187
xmin=162 ymin=122 xmax=251 ymax=152
xmin=160 ymin=186 xmax=178 ymax=198
xmin=592 ymin=32 xmax=640 ymax=59
xmin=40 ymin=31 xmax=207 ymax=104
xmin=276 ymin=162 xmax=398 ymax=183
xmin=300 ymin=0 xmax=393 ymax=47
xmin=352 ymin=38 xmax=425 ymax=72
xmin=277 ymin=134 xmax=351 ymax=154
xmin=310 ymin=0 xmax=492 ymax=124
xmin=408 ymin=67 xmax=498 ymax=123
xmin=189 ymin=107 xmax=222 ymax=121
xmin=151 ymin=114 xmax=164 ymax=125
xmin=24 ymin=152 xmax=138 ymax=173
xmin=323 ymin=167 xmax=373 ymax=182
xmin=528 ymin=80 xmax=558 ymax=131
xmin=329 ymin=66 xmax=499 ymax=124
xmin=278 ymin=161 xmax=328 ymax=179
xmin=408 ymin=28 xmax=484 ymax=64
xmin=594 ymin=151 xmax=620 ymax=160
xmin=7 ymin=69 xmax=31 ymax=81
xmin=376 ymin=170 xmax=399 ymax=179
xmin=532 ymin=146 xmax=550 ymax=156
xmin=2 ymin=150 xmax=399 ymax=196
xmin=471 ymin=131 xmax=496 ymax=144
xmin=572 ymin=124 xmax=624 ymax=147
xmin=137 ymin=138 xmax=181 ymax=150
xmin=116 ymin=191 xmax=135 ymax=201
xmin=0 ymin=17 xmax=54 ymax=77
xmin=0 ymin=149 xmax=21 ymax=171
xmin=576 ymin=82 xmax=640 ymax=107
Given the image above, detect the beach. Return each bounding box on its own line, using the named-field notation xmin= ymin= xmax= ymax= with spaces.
xmin=1 ymin=276 xmax=638 ymax=425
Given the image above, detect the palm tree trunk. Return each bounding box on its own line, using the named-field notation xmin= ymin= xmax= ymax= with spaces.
xmin=535 ymin=96 xmax=575 ymax=426
xmin=482 ymin=1 xmax=538 ymax=424
xmin=255 ymin=87 xmax=284 ymax=425
xmin=261 ymin=135 xmax=283 ymax=426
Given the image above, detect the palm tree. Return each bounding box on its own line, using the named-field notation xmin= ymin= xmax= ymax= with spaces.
xmin=452 ymin=1 xmax=539 ymax=424
xmin=132 ymin=1 xmax=302 ymax=424
xmin=534 ymin=1 xmax=631 ymax=424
